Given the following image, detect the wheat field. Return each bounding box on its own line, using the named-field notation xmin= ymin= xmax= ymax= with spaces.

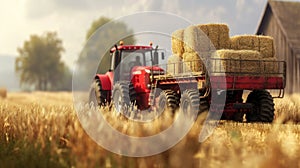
xmin=0 ymin=92 xmax=300 ymax=167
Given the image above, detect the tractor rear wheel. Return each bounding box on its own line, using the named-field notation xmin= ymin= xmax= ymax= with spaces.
xmin=112 ymin=82 xmax=131 ymax=114
xmin=246 ymin=90 xmax=274 ymax=123
xmin=180 ymin=89 xmax=200 ymax=120
xmin=89 ymin=78 xmax=107 ymax=107
xmin=156 ymin=90 xmax=178 ymax=114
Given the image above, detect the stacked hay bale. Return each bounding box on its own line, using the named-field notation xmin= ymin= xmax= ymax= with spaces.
xmin=169 ymin=24 xmax=231 ymax=75
xmin=262 ymin=57 xmax=279 ymax=74
xmin=198 ymin=23 xmax=231 ymax=50
xmin=171 ymin=29 xmax=184 ymax=56
xmin=230 ymin=35 xmax=260 ymax=51
xmin=258 ymin=36 xmax=275 ymax=58
xmin=167 ymin=54 xmax=182 ymax=75
xmin=182 ymin=52 xmax=204 ymax=73
xmin=229 ymin=35 xmax=278 ymax=74
xmin=211 ymin=50 xmax=261 ymax=73
xmin=168 ymin=29 xmax=184 ymax=75
xmin=169 ymin=23 xmax=278 ymax=76
xmin=184 ymin=25 xmax=211 ymax=53
xmin=0 ymin=88 xmax=7 ymax=99
xmin=230 ymin=35 xmax=274 ymax=58
xmin=182 ymin=25 xmax=207 ymax=73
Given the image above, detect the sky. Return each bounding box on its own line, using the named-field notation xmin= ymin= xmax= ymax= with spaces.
xmin=3 ymin=0 xmax=300 ymax=71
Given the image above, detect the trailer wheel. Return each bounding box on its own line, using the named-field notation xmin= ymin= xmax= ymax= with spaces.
xmin=112 ymin=82 xmax=131 ymax=114
xmin=156 ymin=90 xmax=178 ymax=114
xmin=89 ymin=78 xmax=107 ymax=107
xmin=246 ymin=90 xmax=274 ymax=123
xmin=180 ymin=89 xmax=200 ymax=120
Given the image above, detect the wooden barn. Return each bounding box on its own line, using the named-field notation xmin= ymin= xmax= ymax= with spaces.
xmin=256 ymin=0 xmax=300 ymax=94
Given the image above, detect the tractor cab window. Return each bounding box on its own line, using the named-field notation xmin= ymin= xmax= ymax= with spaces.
xmin=121 ymin=51 xmax=144 ymax=72
xmin=114 ymin=49 xmax=165 ymax=82
xmin=115 ymin=50 xmax=148 ymax=81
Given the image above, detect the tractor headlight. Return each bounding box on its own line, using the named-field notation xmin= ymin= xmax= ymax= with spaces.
xmin=145 ymin=69 xmax=151 ymax=73
xmin=152 ymin=70 xmax=164 ymax=74
xmin=144 ymin=69 xmax=164 ymax=75
xmin=132 ymin=70 xmax=142 ymax=75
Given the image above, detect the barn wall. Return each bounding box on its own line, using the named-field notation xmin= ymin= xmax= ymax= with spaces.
xmin=260 ymin=12 xmax=293 ymax=93
xmin=292 ymin=50 xmax=300 ymax=93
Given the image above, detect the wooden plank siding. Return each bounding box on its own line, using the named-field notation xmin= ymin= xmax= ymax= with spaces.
xmin=257 ymin=1 xmax=300 ymax=94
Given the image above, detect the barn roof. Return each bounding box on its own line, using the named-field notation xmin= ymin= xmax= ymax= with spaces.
xmin=257 ymin=0 xmax=300 ymax=49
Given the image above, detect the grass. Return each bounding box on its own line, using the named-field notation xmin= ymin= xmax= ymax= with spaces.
xmin=0 ymin=92 xmax=299 ymax=167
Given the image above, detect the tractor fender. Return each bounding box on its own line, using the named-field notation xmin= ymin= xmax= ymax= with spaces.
xmin=95 ymin=73 xmax=112 ymax=91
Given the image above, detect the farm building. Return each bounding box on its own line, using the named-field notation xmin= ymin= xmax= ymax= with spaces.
xmin=256 ymin=0 xmax=300 ymax=94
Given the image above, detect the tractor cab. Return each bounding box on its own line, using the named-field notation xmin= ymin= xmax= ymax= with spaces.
xmin=110 ymin=42 xmax=165 ymax=82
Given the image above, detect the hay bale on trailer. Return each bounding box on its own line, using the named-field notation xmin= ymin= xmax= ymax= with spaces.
xmin=184 ymin=25 xmax=210 ymax=53
xmin=182 ymin=52 xmax=205 ymax=73
xmin=199 ymin=23 xmax=230 ymax=50
xmin=167 ymin=54 xmax=182 ymax=75
xmin=258 ymin=35 xmax=275 ymax=58
xmin=211 ymin=49 xmax=262 ymax=73
xmin=0 ymin=88 xmax=7 ymax=99
xmin=230 ymin=35 xmax=260 ymax=51
xmin=198 ymin=24 xmax=209 ymax=35
xmin=262 ymin=57 xmax=280 ymax=74
xmin=171 ymin=29 xmax=184 ymax=56
xmin=230 ymin=35 xmax=275 ymax=58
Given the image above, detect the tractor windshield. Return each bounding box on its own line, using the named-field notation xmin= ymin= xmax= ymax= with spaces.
xmin=122 ymin=50 xmax=152 ymax=67
xmin=114 ymin=49 xmax=165 ymax=81
xmin=115 ymin=50 xmax=151 ymax=81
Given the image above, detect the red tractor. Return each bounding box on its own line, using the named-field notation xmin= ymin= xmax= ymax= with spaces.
xmin=89 ymin=42 xmax=167 ymax=112
xmin=90 ymin=42 xmax=286 ymax=122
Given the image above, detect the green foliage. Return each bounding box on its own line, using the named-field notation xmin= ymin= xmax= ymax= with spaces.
xmin=78 ymin=16 xmax=136 ymax=79
xmin=16 ymin=32 xmax=70 ymax=91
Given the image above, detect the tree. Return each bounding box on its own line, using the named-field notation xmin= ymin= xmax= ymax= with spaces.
xmin=77 ymin=17 xmax=136 ymax=78
xmin=16 ymin=32 xmax=67 ymax=91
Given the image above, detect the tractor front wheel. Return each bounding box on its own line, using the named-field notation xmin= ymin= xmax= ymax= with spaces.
xmin=112 ymin=82 xmax=131 ymax=114
xmin=246 ymin=90 xmax=275 ymax=123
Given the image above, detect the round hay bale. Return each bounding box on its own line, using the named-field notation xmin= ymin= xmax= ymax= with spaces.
xmin=171 ymin=29 xmax=184 ymax=56
xmin=167 ymin=54 xmax=182 ymax=75
xmin=230 ymin=35 xmax=259 ymax=51
xmin=0 ymin=88 xmax=7 ymax=99
xmin=258 ymin=35 xmax=274 ymax=58
xmin=182 ymin=52 xmax=205 ymax=73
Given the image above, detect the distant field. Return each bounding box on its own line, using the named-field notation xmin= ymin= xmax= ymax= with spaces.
xmin=0 ymin=92 xmax=300 ymax=167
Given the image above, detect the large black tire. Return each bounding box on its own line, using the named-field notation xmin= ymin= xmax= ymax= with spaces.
xmin=180 ymin=89 xmax=200 ymax=120
xmin=246 ymin=90 xmax=275 ymax=123
xmin=89 ymin=78 xmax=107 ymax=107
xmin=156 ymin=90 xmax=179 ymax=114
xmin=112 ymin=82 xmax=131 ymax=113
xmin=129 ymin=82 xmax=136 ymax=104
